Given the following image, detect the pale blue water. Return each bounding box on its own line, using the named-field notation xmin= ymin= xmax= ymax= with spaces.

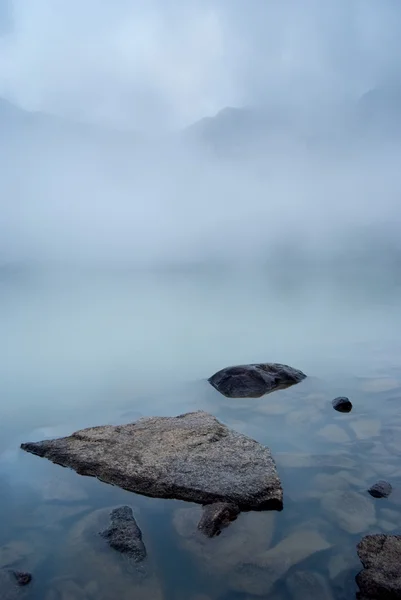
xmin=1 ymin=267 xmax=401 ymax=599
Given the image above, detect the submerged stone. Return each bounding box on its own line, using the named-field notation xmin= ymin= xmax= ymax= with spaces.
xmin=368 ymin=480 xmax=392 ymax=499
xmin=208 ymin=363 xmax=306 ymax=398
xmin=21 ymin=411 xmax=283 ymax=516
xmin=321 ymin=490 xmax=376 ymax=534
xmin=0 ymin=570 xmax=26 ymax=600
xmin=64 ymin=507 xmax=163 ymax=600
xmin=230 ymin=529 xmax=332 ymax=596
xmin=99 ymin=506 xmax=146 ymax=561
xmin=197 ymin=502 xmax=240 ymax=538
xmin=12 ymin=572 xmax=32 ymax=586
xmin=286 ymin=570 xmax=334 ymax=600
xmin=332 ymin=397 xmax=352 ymax=413
xmin=356 ymin=534 xmax=401 ymax=599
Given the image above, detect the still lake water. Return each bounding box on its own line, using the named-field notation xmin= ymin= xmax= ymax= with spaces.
xmin=1 ymin=267 xmax=401 ymax=599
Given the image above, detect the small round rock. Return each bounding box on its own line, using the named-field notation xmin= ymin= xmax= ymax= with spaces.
xmin=13 ymin=571 xmax=32 ymax=586
xmin=332 ymin=397 xmax=353 ymax=413
xmin=368 ymin=480 xmax=392 ymax=499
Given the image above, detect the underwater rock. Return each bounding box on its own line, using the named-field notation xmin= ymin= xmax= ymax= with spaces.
xmin=0 ymin=569 xmax=27 ymax=600
xmin=208 ymin=363 xmax=306 ymax=398
xmin=64 ymin=507 xmax=163 ymax=600
xmin=99 ymin=506 xmax=146 ymax=562
xmin=321 ymin=490 xmax=376 ymax=534
xmin=230 ymin=529 xmax=332 ymax=596
xmin=197 ymin=502 xmax=240 ymax=538
xmin=350 ymin=419 xmax=381 ymax=440
xmin=12 ymin=571 xmax=32 ymax=586
xmin=356 ymin=534 xmax=401 ymax=599
xmin=21 ymin=411 xmax=283 ymax=515
xmin=173 ymin=506 xmax=276 ymax=576
xmin=368 ymin=480 xmax=392 ymax=499
xmin=317 ymin=424 xmax=351 ymax=443
xmin=286 ymin=570 xmax=334 ymax=600
xmin=332 ymin=397 xmax=352 ymax=413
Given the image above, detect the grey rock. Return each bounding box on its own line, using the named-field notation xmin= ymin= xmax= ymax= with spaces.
xmin=368 ymin=480 xmax=393 ymax=499
xmin=356 ymin=534 xmax=401 ymax=599
xmin=332 ymin=397 xmax=353 ymax=413
xmin=197 ymin=502 xmax=240 ymax=537
xmin=208 ymin=363 xmax=306 ymax=398
xmin=99 ymin=506 xmax=146 ymax=562
xmin=286 ymin=570 xmax=334 ymax=600
xmin=21 ymin=411 xmax=283 ymax=513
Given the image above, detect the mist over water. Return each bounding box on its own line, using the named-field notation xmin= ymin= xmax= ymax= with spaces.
xmin=1 ymin=0 xmax=401 ymax=268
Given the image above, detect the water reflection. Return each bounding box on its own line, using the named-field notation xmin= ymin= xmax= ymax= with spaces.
xmin=1 ymin=270 xmax=401 ymax=598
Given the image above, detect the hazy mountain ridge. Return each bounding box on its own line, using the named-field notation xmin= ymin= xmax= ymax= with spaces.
xmin=1 ymin=88 xmax=401 ymax=269
xmin=2 ymin=85 xmax=401 ymax=150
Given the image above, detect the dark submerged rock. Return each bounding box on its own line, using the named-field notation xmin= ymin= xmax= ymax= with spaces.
xmin=197 ymin=502 xmax=240 ymax=537
xmin=12 ymin=571 xmax=32 ymax=586
xmin=99 ymin=506 xmax=146 ymax=562
xmin=21 ymin=411 xmax=283 ymax=515
xmin=332 ymin=397 xmax=353 ymax=413
xmin=368 ymin=481 xmax=393 ymax=499
xmin=0 ymin=570 xmax=24 ymax=600
xmin=356 ymin=534 xmax=401 ymax=599
xmin=208 ymin=363 xmax=306 ymax=398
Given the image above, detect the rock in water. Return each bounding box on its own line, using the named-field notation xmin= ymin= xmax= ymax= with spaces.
xmin=197 ymin=502 xmax=240 ymax=537
xmin=21 ymin=411 xmax=283 ymax=514
xmin=99 ymin=506 xmax=146 ymax=561
xmin=286 ymin=570 xmax=334 ymax=600
xmin=332 ymin=397 xmax=353 ymax=413
xmin=208 ymin=363 xmax=306 ymax=398
xmin=368 ymin=481 xmax=392 ymax=499
xmin=321 ymin=490 xmax=376 ymax=534
xmin=12 ymin=571 xmax=32 ymax=586
xmin=356 ymin=534 xmax=401 ymax=599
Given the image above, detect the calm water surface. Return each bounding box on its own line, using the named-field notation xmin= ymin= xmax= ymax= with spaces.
xmin=1 ymin=268 xmax=401 ymax=599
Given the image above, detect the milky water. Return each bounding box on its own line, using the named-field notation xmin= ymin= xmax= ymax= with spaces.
xmin=1 ymin=267 xmax=401 ymax=599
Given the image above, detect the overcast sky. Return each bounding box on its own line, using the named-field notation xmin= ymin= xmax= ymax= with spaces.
xmin=1 ymin=0 xmax=401 ymax=130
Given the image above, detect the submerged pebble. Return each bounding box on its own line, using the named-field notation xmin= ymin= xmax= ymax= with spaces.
xmin=13 ymin=571 xmax=32 ymax=586
xmin=368 ymin=480 xmax=392 ymax=499
xmin=332 ymin=397 xmax=352 ymax=413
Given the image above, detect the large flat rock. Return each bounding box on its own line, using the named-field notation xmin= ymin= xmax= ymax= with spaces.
xmin=208 ymin=363 xmax=306 ymax=398
xmin=356 ymin=534 xmax=401 ymax=599
xmin=21 ymin=411 xmax=283 ymax=512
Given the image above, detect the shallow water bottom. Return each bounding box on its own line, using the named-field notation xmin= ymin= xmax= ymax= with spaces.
xmin=1 ymin=270 xmax=401 ymax=599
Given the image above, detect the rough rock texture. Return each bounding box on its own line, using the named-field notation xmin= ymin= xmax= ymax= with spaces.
xmin=356 ymin=534 xmax=401 ymax=599
xmin=368 ymin=481 xmax=393 ymax=499
xmin=197 ymin=502 xmax=240 ymax=538
xmin=99 ymin=506 xmax=146 ymax=561
xmin=21 ymin=411 xmax=283 ymax=512
xmin=332 ymin=397 xmax=353 ymax=413
xmin=208 ymin=363 xmax=306 ymax=398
